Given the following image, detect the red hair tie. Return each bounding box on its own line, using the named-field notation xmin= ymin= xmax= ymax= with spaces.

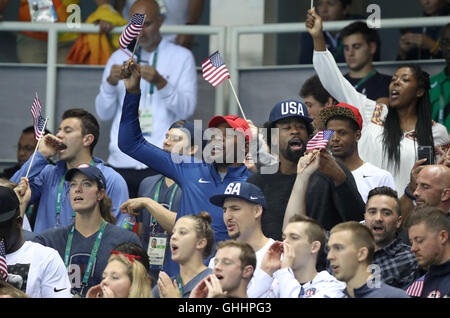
xmin=111 ymin=250 xmax=142 ymax=264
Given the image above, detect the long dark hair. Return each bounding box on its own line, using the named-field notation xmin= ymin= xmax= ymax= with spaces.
xmin=382 ymin=64 xmax=435 ymax=171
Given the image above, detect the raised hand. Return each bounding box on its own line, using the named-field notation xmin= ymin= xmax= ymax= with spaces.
xmin=120 ymin=197 xmax=151 ymax=217
xmin=261 ymin=241 xmax=284 ymax=276
xmin=86 ymin=284 xmax=103 ymax=298
xmin=120 ymin=58 xmax=141 ymax=95
xmin=38 ymin=134 xmax=65 ymax=159
xmin=204 ymin=274 xmax=224 ymax=298
xmin=14 ymin=177 xmax=31 ymax=215
xmin=281 ymin=241 xmax=295 ymax=270
xmin=305 ymin=7 xmax=323 ymax=38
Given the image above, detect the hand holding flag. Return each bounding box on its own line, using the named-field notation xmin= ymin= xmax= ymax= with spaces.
xmin=30 ymin=93 xmax=47 ymax=140
xmin=306 ymin=130 xmax=335 ymax=151
xmin=26 ymin=93 xmax=48 ymax=178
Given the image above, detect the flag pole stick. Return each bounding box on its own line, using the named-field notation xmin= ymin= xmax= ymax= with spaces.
xmin=311 ymin=0 xmax=314 ymax=9
xmin=25 ymin=117 xmax=48 ymax=179
xmin=131 ymin=14 xmax=146 ymax=59
xmin=227 ymin=78 xmax=247 ymax=121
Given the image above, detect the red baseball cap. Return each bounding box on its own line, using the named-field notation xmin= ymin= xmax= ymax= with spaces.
xmin=319 ymin=103 xmax=363 ymax=130
xmin=208 ymin=115 xmax=253 ymax=142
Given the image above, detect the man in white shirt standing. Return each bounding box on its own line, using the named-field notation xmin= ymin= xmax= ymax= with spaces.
xmin=253 ymin=214 xmax=346 ymax=298
xmin=319 ymin=103 xmax=396 ymax=202
xmin=0 ymin=186 xmax=71 ymax=298
xmin=208 ymin=182 xmax=275 ymax=297
xmin=95 ymin=0 xmax=197 ymax=198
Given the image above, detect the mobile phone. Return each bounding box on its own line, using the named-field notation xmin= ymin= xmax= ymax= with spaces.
xmin=417 ymin=145 xmax=433 ymax=165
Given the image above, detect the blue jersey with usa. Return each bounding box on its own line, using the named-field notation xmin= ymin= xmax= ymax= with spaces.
xmin=119 ymin=93 xmax=252 ymax=245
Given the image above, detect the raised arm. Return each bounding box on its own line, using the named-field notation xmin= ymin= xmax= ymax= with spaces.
xmin=117 ymin=59 xmax=186 ymax=181
xmin=306 ymin=8 xmax=377 ymax=123
xmin=120 ymin=197 xmax=177 ymax=234
xmin=283 ymin=150 xmax=320 ymax=231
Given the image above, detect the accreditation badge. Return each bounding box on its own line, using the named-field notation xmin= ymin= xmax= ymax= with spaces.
xmin=139 ymin=107 xmax=153 ymax=137
xmin=148 ymin=234 xmax=167 ymax=267
xmin=28 ymin=0 xmax=57 ymax=23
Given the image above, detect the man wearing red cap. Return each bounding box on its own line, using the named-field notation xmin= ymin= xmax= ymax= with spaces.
xmin=117 ymin=58 xmax=252 ymax=276
xmin=320 ymin=103 xmax=396 ymax=203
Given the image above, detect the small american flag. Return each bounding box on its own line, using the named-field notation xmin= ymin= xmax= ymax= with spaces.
xmin=30 ymin=93 xmax=46 ymax=140
xmin=119 ymin=13 xmax=145 ymax=50
xmin=0 ymin=239 xmax=8 ymax=281
xmin=406 ymin=275 xmax=425 ymax=297
xmin=306 ymin=130 xmax=335 ymax=151
xmin=202 ymin=51 xmax=230 ymax=87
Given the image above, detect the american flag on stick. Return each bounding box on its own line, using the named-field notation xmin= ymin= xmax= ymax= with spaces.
xmin=119 ymin=13 xmax=145 ymax=50
xmin=0 ymin=239 xmax=8 ymax=282
xmin=406 ymin=276 xmax=425 ymax=297
xmin=306 ymin=130 xmax=335 ymax=151
xmin=202 ymin=51 xmax=230 ymax=87
xmin=30 ymin=93 xmax=46 ymax=140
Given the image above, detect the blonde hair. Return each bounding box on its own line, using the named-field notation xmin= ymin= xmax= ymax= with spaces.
xmin=330 ymin=221 xmax=376 ymax=264
xmin=107 ymin=253 xmax=153 ymax=298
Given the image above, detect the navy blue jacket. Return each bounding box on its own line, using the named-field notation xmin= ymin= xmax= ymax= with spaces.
xmin=421 ymin=259 xmax=450 ymax=298
xmin=118 ymin=93 xmax=252 ymax=244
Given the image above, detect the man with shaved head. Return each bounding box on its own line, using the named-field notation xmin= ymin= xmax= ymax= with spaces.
xmin=95 ymin=0 xmax=197 ymax=198
xmin=413 ymin=165 xmax=450 ymax=215
xmin=401 ymin=164 xmax=450 ymax=228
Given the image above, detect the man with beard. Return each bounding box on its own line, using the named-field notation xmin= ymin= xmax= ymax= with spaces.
xmin=208 ymin=181 xmax=274 ymax=297
xmin=364 ymin=187 xmax=420 ymax=289
xmin=247 ymin=100 xmax=365 ymax=244
xmin=118 ymin=58 xmax=252 ymax=275
xmin=405 ymin=206 xmax=450 ymax=298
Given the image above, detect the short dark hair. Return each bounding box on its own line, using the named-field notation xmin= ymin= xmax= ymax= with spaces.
xmin=340 ymin=21 xmax=381 ymax=61
xmin=326 ymin=114 xmax=360 ymax=132
xmin=405 ymin=206 xmax=450 ymax=236
xmin=367 ymin=186 xmax=401 ymax=216
xmin=62 ymin=109 xmax=100 ymax=154
xmin=300 ymin=75 xmax=335 ymax=106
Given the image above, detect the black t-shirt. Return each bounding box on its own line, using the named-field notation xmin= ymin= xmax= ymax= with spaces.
xmin=247 ymin=161 xmax=365 ymax=241
xmin=344 ymin=71 xmax=392 ymax=101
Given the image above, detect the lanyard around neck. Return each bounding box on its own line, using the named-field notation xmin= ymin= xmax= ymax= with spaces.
xmin=137 ymin=46 xmax=159 ymax=95
xmin=56 ymin=159 xmax=95 ymax=225
xmin=64 ymin=219 xmax=107 ymax=286
xmin=354 ymin=70 xmax=377 ymax=90
xmin=177 ymin=276 xmax=183 ymax=296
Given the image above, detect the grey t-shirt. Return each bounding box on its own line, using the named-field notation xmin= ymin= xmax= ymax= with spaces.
xmin=33 ymin=223 xmax=142 ymax=297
